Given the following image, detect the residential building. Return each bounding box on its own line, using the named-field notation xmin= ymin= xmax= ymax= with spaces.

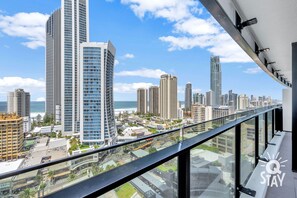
xmin=193 ymin=93 xmax=205 ymax=105
xmin=185 ymin=82 xmax=192 ymax=111
xmin=7 ymin=89 xmax=30 ymax=117
xmin=212 ymin=132 xmax=235 ymax=154
xmin=212 ymin=106 xmax=230 ymax=119
xmin=46 ymin=9 xmax=61 ymax=123
xmin=61 ymin=0 xmax=89 ymax=133
xmin=192 ymin=104 xmax=212 ymax=123
xmin=192 ymin=105 xmax=204 ymax=123
xmin=79 ymin=42 xmax=116 ymax=145
xmin=177 ymin=108 xmax=183 ymax=119
xmin=228 ymin=90 xmax=238 ymax=110
xmin=237 ymin=94 xmax=249 ymax=110
xmin=220 ymin=93 xmax=229 ymax=106
xmin=137 ymin=88 xmax=147 ymax=114
xmin=0 ymin=114 xmax=23 ymax=161
xmin=206 ymin=90 xmax=215 ymax=106
xmin=149 ymin=86 xmax=159 ymax=115
xmin=159 ymin=74 xmax=178 ymax=119
xmin=23 ymin=116 xmax=31 ymax=133
xmin=210 ymin=56 xmax=222 ymax=106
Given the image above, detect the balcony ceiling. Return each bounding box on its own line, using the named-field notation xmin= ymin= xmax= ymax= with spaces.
xmin=233 ymin=0 xmax=297 ymax=83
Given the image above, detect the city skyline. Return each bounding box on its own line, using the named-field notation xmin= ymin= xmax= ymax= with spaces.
xmin=0 ymin=0 xmax=285 ymax=102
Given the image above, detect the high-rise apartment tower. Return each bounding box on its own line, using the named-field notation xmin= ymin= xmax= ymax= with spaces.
xmin=185 ymin=82 xmax=192 ymax=111
xmin=137 ymin=88 xmax=147 ymax=114
xmin=210 ymin=56 xmax=222 ymax=106
xmin=79 ymin=42 xmax=116 ymax=145
xmin=46 ymin=9 xmax=61 ymax=123
xmin=149 ymin=86 xmax=159 ymax=115
xmin=7 ymin=89 xmax=30 ymax=117
xmin=159 ymin=74 xmax=178 ymax=119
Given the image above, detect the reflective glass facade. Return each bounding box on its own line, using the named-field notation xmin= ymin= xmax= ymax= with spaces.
xmin=80 ymin=42 xmax=116 ymax=144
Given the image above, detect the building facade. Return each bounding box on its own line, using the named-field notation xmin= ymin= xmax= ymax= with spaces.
xmin=212 ymin=106 xmax=230 ymax=119
xmin=7 ymin=89 xmax=30 ymax=117
xmin=185 ymin=82 xmax=192 ymax=111
xmin=210 ymin=56 xmax=222 ymax=106
xmin=237 ymin=94 xmax=249 ymax=110
xmin=46 ymin=9 xmax=61 ymax=123
xmin=193 ymin=93 xmax=205 ymax=105
xmin=61 ymin=0 xmax=89 ymax=133
xmin=0 ymin=114 xmax=23 ymax=161
xmin=137 ymin=88 xmax=147 ymax=114
xmin=192 ymin=104 xmax=212 ymax=123
xmin=149 ymin=86 xmax=159 ymax=115
xmin=206 ymin=90 xmax=215 ymax=106
xmin=159 ymin=74 xmax=178 ymax=119
xmin=79 ymin=42 xmax=116 ymax=145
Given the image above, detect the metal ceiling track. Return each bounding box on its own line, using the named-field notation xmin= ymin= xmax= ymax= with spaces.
xmin=200 ymin=0 xmax=291 ymax=88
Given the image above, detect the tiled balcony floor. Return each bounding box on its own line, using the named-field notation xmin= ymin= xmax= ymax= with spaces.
xmin=266 ymin=132 xmax=297 ymax=198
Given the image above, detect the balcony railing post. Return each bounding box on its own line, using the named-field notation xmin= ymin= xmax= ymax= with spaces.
xmin=255 ymin=116 xmax=259 ymax=165
xmin=272 ymin=109 xmax=275 ymax=137
xmin=178 ymin=150 xmax=190 ymax=198
xmin=265 ymin=112 xmax=268 ymax=148
xmin=235 ymin=123 xmax=241 ymax=198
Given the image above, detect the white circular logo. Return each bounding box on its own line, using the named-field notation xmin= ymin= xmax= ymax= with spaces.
xmin=266 ymin=159 xmax=281 ymax=174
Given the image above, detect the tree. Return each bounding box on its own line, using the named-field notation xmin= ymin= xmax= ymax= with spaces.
xmin=39 ymin=182 xmax=46 ymax=197
xmin=19 ymin=188 xmax=36 ymax=198
xmin=68 ymin=173 xmax=76 ymax=181
xmin=92 ymin=164 xmax=103 ymax=175
xmin=47 ymin=171 xmax=54 ymax=184
xmin=105 ymin=165 xmax=115 ymax=171
xmin=43 ymin=113 xmax=54 ymax=125
xmin=58 ymin=131 xmax=62 ymax=138
xmin=36 ymin=114 xmax=42 ymax=125
xmin=149 ymin=147 xmax=157 ymax=154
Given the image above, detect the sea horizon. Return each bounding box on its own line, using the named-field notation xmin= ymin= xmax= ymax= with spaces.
xmin=0 ymin=101 xmax=138 ymax=114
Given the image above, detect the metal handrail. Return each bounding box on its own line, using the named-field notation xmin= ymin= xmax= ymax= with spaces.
xmin=0 ymin=105 xmax=280 ymax=181
xmin=46 ymin=106 xmax=280 ymax=197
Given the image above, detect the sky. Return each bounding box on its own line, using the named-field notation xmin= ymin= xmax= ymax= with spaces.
xmin=0 ymin=0 xmax=285 ymax=101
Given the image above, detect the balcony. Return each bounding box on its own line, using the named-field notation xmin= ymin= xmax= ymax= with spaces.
xmin=0 ymin=105 xmax=289 ymax=197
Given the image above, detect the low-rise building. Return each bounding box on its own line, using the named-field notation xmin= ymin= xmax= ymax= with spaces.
xmin=0 ymin=114 xmax=24 ymax=161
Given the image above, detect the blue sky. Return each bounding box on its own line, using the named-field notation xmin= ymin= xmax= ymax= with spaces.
xmin=0 ymin=0 xmax=284 ymax=101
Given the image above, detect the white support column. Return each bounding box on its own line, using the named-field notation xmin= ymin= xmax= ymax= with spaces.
xmin=283 ymin=88 xmax=292 ymax=131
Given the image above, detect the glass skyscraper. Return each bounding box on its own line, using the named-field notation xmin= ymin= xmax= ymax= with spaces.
xmin=61 ymin=0 xmax=89 ymax=133
xmin=210 ymin=56 xmax=222 ymax=106
xmin=46 ymin=9 xmax=61 ymax=123
xmin=185 ymin=82 xmax=192 ymax=111
xmin=79 ymin=42 xmax=116 ymax=145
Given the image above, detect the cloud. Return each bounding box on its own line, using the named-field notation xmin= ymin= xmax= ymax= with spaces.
xmin=243 ymin=67 xmax=263 ymax=74
xmin=114 ymin=59 xmax=120 ymax=66
xmin=115 ymin=68 xmax=166 ymax=79
xmin=121 ymin=0 xmax=199 ymax=22
xmin=0 ymin=12 xmax=49 ymax=49
xmin=178 ymin=86 xmax=185 ymax=94
xmin=193 ymin=88 xmax=202 ymax=93
xmin=123 ymin=53 xmax=135 ymax=59
xmin=0 ymin=77 xmax=45 ymax=101
xmin=35 ymin=97 xmax=45 ymax=102
xmin=114 ymin=82 xmax=154 ymax=93
xmin=174 ymin=17 xmax=219 ymax=35
xmin=122 ymin=0 xmax=252 ymax=63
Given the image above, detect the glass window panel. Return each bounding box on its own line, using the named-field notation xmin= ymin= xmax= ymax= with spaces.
xmin=190 ymin=128 xmax=235 ymax=198
xmin=100 ymin=157 xmax=178 ymax=198
xmin=267 ymin=112 xmax=273 ymax=142
xmin=258 ymin=115 xmax=265 ymax=156
xmin=240 ymin=118 xmax=255 ymax=185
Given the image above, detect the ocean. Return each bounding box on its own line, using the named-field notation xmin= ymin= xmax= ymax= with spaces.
xmin=0 ymin=101 xmax=137 ymax=117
